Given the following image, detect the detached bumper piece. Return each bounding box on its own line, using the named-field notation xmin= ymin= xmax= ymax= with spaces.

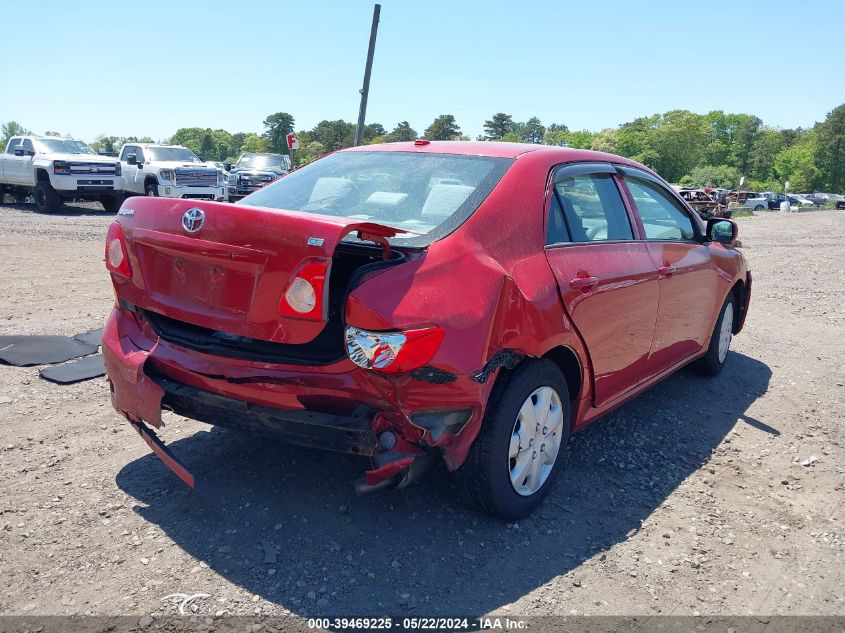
xmin=356 ymin=449 xmax=437 ymax=494
xmin=154 ymin=376 xmax=378 ymax=456
xmin=130 ymin=419 xmax=196 ymax=490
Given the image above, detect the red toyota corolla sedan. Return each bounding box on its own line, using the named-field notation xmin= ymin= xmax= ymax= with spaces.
xmin=102 ymin=141 xmax=751 ymax=519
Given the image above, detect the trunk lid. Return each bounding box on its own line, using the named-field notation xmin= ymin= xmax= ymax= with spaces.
xmin=114 ymin=197 xmax=402 ymax=345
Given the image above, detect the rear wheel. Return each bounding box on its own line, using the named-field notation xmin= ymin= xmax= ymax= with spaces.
xmin=695 ymin=294 xmax=735 ymax=376
xmin=34 ymin=181 xmax=61 ymax=213
xmin=145 ymin=182 xmax=159 ymax=197
xmin=456 ymin=359 xmax=571 ymax=520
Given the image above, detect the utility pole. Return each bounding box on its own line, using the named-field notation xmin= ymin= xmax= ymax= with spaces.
xmin=354 ymin=4 xmax=381 ymax=147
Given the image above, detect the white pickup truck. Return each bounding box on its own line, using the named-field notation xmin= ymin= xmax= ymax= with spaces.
xmin=118 ymin=143 xmax=226 ymax=201
xmin=0 ymin=135 xmax=124 ymax=212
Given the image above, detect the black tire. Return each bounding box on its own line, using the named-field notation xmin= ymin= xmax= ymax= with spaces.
xmin=144 ymin=181 xmax=159 ymax=197
xmin=100 ymin=194 xmax=124 ymax=213
xmin=754 ymin=204 xmax=765 ymax=211
xmin=456 ymin=359 xmax=571 ymax=520
xmin=34 ymin=181 xmax=61 ymax=213
xmin=695 ymin=293 xmax=736 ymax=377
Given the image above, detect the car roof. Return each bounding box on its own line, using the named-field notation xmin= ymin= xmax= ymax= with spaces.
xmin=345 ymin=140 xmax=547 ymax=158
xmin=11 ymin=135 xmax=87 ymax=143
xmin=343 ymin=140 xmax=649 ymax=168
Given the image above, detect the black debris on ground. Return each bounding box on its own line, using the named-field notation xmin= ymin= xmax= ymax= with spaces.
xmin=39 ymin=353 xmax=106 ymax=384
xmin=73 ymin=327 xmax=103 ymax=347
xmin=0 ymin=335 xmax=98 ymax=367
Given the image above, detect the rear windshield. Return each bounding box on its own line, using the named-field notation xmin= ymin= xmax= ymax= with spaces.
xmin=240 ymin=151 xmax=512 ymax=246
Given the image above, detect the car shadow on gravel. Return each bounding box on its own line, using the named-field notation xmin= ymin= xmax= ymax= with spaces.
xmin=115 ymin=351 xmax=771 ymax=617
xmin=0 ymin=201 xmax=111 ymax=216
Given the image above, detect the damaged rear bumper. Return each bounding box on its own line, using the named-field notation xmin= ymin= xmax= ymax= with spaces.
xmin=156 ymin=374 xmax=378 ymax=456
xmin=102 ymin=306 xmax=492 ymax=492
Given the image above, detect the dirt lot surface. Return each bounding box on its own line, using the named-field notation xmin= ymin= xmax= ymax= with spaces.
xmin=0 ymin=202 xmax=842 ymax=620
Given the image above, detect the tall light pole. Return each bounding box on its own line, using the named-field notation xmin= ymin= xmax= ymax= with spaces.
xmin=354 ymin=4 xmax=381 ymax=147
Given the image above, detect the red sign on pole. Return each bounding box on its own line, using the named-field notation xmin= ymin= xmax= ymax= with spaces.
xmin=286 ymin=133 xmax=299 ymax=150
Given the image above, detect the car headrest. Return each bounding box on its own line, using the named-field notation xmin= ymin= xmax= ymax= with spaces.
xmin=421 ymin=184 xmax=474 ymax=219
xmin=309 ymin=177 xmax=356 ymax=204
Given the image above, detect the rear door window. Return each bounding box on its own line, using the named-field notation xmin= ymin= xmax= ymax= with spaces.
xmin=552 ymin=172 xmax=633 ymax=242
xmin=546 ymin=193 xmax=571 ymax=244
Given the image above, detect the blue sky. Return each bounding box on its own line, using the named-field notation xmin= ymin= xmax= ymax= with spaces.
xmin=4 ymin=0 xmax=844 ymax=142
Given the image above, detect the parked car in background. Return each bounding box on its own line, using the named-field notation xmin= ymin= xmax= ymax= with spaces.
xmin=728 ymin=191 xmax=767 ymax=210
xmin=102 ymin=141 xmax=751 ymax=519
xmin=731 ymin=191 xmax=769 ymax=211
xmin=764 ymin=193 xmax=788 ymax=210
xmin=118 ymin=144 xmax=226 ymax=201
xmin=676 ymin=187 xmax=733 ymax=219
xmin=764 ymin=193 xmax=815 ymax=210
xmin=806 ymin=192 xmax=845 ymax=209
xmin=226 ymin=152 xmax=291 ymax=202
xmin=788 ymin=194 xmax=816 ymax=209
xmin=0 ymin=135 xmax=123 ymax=212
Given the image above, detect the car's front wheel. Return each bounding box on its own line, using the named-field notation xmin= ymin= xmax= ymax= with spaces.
xmin=145 ymin=182 xmax=159 ymax=197
xmin=456 ymin=359 xmax=571 ymax=519
xmin=100 ymin=195 xmax=124 ymax=213
xmin=696 ymin=293 xmax=736 ymax=376
xmin=754 ymin=204 xmax=765 ymax=211
xmin=34 ymin=181 xmax=61 ymax=213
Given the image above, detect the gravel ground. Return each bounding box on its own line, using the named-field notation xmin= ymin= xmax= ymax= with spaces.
xmin=0 ymin=201 xmax=842 ymax=619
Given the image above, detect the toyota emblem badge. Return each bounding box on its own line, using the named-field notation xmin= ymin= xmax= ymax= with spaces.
xmin=181 ymin=207 xmax=206 ymax=233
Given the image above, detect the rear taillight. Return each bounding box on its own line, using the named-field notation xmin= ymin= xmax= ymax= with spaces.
xmin=345 ymin=325 xmax=445 ymax=374
xmin=278 ymin=259 xmax=330 ymax=320
xmin=105 ymin=222 xmax=132 ymax=279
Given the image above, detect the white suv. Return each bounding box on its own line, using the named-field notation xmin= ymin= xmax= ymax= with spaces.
xmin=118 ymin=143 xmax=226 ymax=200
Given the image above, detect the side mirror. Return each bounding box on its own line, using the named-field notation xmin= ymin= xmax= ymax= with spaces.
xmin=707 ymin=218 xmax=738 ymax=244
xmin=126 ymin=154 xmax=137 ymax=165
xmin=224 ymin=163 xmax=232 ymax=171
xmin=14 ymin=147 xmax=34 ymax=157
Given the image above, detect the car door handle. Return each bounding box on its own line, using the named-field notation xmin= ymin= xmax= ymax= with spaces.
xmin=569 ymin=276 xmax=598 ymax=289
xmin=658 ymin=265 xmax=676 ymax=276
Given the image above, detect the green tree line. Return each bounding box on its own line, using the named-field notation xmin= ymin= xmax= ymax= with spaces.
xmin=3 ymin=103 xmax=843 ymax=192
